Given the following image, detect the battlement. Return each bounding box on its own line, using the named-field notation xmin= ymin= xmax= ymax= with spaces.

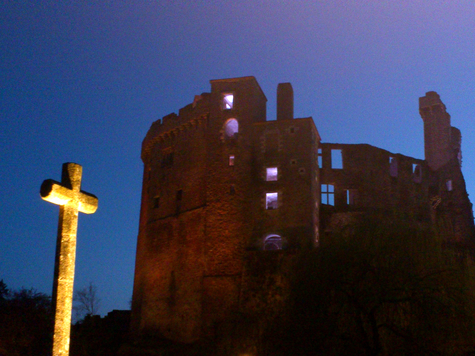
xmin=419 ymin=91 xmax=444 ymax=108
xmin=141 ymin=93 xmax=210 ymax=161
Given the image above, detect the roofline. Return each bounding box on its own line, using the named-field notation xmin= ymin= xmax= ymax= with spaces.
xmin=210 ymin=76 xmax=267 ymax=101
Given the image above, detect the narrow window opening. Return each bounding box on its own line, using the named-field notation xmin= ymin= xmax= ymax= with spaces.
xmin=290 ymin=159 xmax=297 ymax=166
xmin=321 ymin=184 xmax=334 ymax=206
xmin=331 ymin=149 xmax=343 ymax=169
xmin=266 ymin=192 xmax=278 ymax=210
xmin=389 ymin=157 xmax=398 ymax=177
xmin=266 ymin=167 xmax=278 ymax=181
xmin=264 ymin=235 xmax=283 ymax=251
xmin=318 ymin=148 xmax=323 ymax=168
xmin=223 ymin=93 xmax=234 ymax=109
xmin=176 ymin=189 xmax=183 ymax=201
xmin=345 ymin=189 xmax=358 ymax=205
xmin=161 ymin=151 xmax=174 ymax=168
xmin=289 ymin=127 xmax=295 ymax=134
xmin=299 ymin=167 xmax=306 ymax=174
xmin=229 ymin=155 xmax=235 ymax=166
xmin=230 ymin=184 xmax=235 ymax=195
xmin=224 ymin=118 xmax=239 ymax=138
xmin=153 ymin=196 xmax=160 ymax=209
xmin=446 ymin=180 xmax=453 ymax=191
xmin=413 ymin=163 xmax=422 ymax=183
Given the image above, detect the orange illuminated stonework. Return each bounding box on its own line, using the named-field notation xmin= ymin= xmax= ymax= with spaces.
xmin=130 ymin=77 xmax=475 ymax=354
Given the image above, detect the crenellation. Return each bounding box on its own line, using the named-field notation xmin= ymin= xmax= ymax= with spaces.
xmin=130 ymin=77 xmax=475 ymax=354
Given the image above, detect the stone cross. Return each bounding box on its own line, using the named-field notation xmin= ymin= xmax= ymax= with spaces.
xmin=40 ymin=163 xmax=98 ymax=356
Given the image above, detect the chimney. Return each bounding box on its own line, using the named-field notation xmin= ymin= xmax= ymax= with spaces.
xmin=277 ymin=83 xmax=293 ymax=120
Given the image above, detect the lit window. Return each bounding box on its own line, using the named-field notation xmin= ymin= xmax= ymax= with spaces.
xmin=389 ymin=157 xmax=398 ymax=177
xmin=318 ymin=148 xmax=323 ymax=168
xmin=345 ymin=189 xmax=358 ymax=205
xmin=446 ymin=180 xmax=453 ymax=191
xmin=229 ymin=155 xmax=235 ymax=166
xmin=321 ymin=184 xmax=334 ymax=206
xmin=331 ymin=149 xmax=343 ymax=169
xmin=223 ymin=94 xmax=234 ymax=109
xmin=413 ymin=163 xmax=422 ymax=183
xmin=266 ymin=192 xmax=278 ymax=210
xmin=266 ymin=167 xmax=278 ymax=181
xmin=264 ymin=235 xmax=282 ymax=250
xmin=224 ymin=118 xmax=239 ymax=138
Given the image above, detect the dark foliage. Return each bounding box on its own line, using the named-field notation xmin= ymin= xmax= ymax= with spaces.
xmin=262 ymin=215 xmax=475 ymax=356
xmin=0 ymin=281 xmax=53 ymax=356
xmin=70 ymin=311 xmax=131 ymax=356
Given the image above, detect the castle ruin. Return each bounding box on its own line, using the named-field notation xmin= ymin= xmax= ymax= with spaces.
xmin=129 ymin=76 xmax=475 ymax=352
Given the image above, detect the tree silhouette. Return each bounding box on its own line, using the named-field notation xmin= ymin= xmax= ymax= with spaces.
xmin=0 ymin=282 xmax=53 ymax=356
xmin=74 ymin=281 xmax=101 ymax=320
xmin=263 ymin=214 xmax=475 ymax=355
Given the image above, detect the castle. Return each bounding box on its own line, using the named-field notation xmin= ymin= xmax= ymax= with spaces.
xmin=129 ymin=76 xmax=475 ymax=352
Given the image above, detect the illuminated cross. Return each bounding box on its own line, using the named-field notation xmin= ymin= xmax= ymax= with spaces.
xmin=40 ymin=163 xmax=98 ymax=356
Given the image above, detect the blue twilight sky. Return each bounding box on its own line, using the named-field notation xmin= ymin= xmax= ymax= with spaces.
xmin=1 ymin=1 xmax=475 ymax=315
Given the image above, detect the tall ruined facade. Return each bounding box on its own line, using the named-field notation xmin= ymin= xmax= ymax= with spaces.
xmin=130 ymin=77 xmax=474 ymax=353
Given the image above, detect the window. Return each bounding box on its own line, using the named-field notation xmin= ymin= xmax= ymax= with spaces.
xmin=413 ymin=163 xmax=422 ymax=183
xmin=230 ymin=184 xmax=235 ymax=195
xmin=223 ymin=93 xmax=234 ymax=109
xmin=321 ymin=184 xmax=334 ymax=206
xmin=446 ymin=180 xmax=453 ymax=191
xmin=153 ymin=196 xmax=160 ymax=208
xmin=331 ymin=149 xmax=343 ymax=169
xmin=266 ymin=167 xmax=278 ymax=181
xmin=264 ymin=235 xmax=283 ymax=250
xmin=176 ymin=189 xmax=183 ymax=201
xmin=290 ymin=159 xmax=297 ymax=166
xmin=266 ymin=192 xmax=278 ymax=210
xmin=229 ymin=155 xmax=235 ymax=166
xmin=224 ymin=118 xmax=239 ymax=138
xmin=389 ymin=157 xmax=398 ymax=177
xmin=161 ymin=151 xmax=174 ymax=168
xmin=318 ymin=148 xmax=322 ymax=168
xmin=345 ymin=189 xmax=358 ymax=205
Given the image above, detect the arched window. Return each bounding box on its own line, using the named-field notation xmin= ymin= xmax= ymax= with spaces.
xmin=264 ymin=235 xmax=283 ymax=251
xmin=224 ymin=119 xmax=239 ymax=138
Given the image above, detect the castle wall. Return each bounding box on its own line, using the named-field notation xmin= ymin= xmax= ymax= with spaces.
xmin=319 ymin=143 xmax=431 ymax=232
xmin=130 ymin=78 xmax=475 ymax=353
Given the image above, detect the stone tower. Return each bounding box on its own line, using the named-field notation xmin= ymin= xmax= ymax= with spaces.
xmin=131 ymin=76 xmax=320 ymax=345
xmin=419 ymin=91 xmax=474 ymax=244
xmin=419 ymin=91 xmax=461 ymax=171
xmin=129 ymin=80 xmax=474 ymax=354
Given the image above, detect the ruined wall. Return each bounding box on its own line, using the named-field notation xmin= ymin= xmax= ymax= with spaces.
xmin=319 ymin=143 xmax=431 ymax=232
xmin=130 ymin=79 xmax=475 ymax=355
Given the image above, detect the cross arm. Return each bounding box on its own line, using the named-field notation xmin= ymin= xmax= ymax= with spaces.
xmin=40 ymin=179 xmax=74 ymax=206
xmin=78 ymin=192 xmax=99 ymax=214
xmin=40 ymin=179 xmax=98 ymax=214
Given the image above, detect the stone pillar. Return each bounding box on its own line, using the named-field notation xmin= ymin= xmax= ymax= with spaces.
xmin=277 ymin=83 xmax=293 ymax=121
